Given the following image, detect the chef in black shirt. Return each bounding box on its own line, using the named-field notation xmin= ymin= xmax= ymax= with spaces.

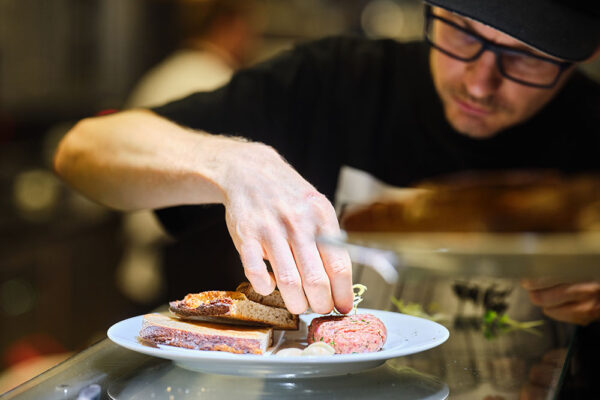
xmin=54 ymin=0 xmax=600 ymax=324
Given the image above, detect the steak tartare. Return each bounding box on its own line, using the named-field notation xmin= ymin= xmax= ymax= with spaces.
xmin=307 ymin=314 xmax=387 ymax=354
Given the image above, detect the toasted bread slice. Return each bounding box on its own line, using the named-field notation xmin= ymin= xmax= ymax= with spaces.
xmin=139 ymin=313 xmax=273 ymax=354
xmin=236 ymin=282 xmax=287 ymax=309
xmin=169 ymin=291 xmax=299 ymax=330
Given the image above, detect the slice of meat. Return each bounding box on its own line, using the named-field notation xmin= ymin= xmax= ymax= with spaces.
xmin=307 ymin=314 xmax=386 ymax=354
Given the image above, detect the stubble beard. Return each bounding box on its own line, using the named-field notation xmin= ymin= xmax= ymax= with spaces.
xmin=442 ymin=83 xmax=514 ymax=139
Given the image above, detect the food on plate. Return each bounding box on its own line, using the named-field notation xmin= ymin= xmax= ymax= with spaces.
xmin=301 ymin=342 xmax=336 ymax=355
xmin=341 ymin=171 xmax=600 ymax=232
xmin=140 ymin=283 xmax=386 ymax=357
xmin=275 ymin=342 xmax=336 ymax=356
xmin=307 ymin=314 xmax=387 ymax=354
xmin=236 ymin=282 xmax=287 ymax=309
xmin=275 ymin=347 xmax=303 ymax=356
xmin=139 ymin=313 xmax=273 ymax=355
xmin=169 ymin=290 xmax=299 ymax=330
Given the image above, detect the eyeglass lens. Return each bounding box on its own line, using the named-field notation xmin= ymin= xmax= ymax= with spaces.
xmin=427 ymin=15 xmax=562 ymax=87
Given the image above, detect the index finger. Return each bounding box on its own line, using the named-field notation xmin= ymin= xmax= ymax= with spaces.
xmin=317 ymin=240 xmax=353 ymax=314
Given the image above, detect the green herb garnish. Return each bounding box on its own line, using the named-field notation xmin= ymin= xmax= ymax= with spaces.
xmin=482 ymin=310 xmax=544 ymax=339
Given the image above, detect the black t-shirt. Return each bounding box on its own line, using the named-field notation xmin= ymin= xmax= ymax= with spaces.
xmin=151 ymin=37 xmax=600 ymax=294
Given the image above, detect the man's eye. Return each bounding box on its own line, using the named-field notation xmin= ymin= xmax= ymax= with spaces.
xmin=457 ymin=31 xmax=478 ymax=44
xmin=504 ymin=54 xmax=544 ymax=70
xmin=445 ymin=28 xmax=478 ymax=47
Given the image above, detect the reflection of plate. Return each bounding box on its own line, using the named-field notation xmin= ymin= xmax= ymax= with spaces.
xmin=107 ymin=308 xmax=449 ymax=378
xmin=342 ymin=232 xmax=600 ymax=279
xmin=108 ymin=362 xmax=449 ymax=400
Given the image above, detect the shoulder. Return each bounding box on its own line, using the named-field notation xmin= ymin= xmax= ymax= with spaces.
xmin=556 ymin=71 xmax=600 ymax=116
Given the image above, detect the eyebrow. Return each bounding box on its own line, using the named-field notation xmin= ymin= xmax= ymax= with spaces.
xmin=450 ymin=12 xmax=553 ymax=57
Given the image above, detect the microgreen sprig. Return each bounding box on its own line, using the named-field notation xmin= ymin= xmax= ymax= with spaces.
xmin=352 ymin=284 xmax=367 ymax=315
xmin=482 ymin=310 xmax=544 ymax=339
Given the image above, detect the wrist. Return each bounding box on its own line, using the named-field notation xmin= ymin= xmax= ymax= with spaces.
xmin=188 ymin=133 xmax=264 ymax=205
xmin=208 ymin=137 xmax=278 ymax=205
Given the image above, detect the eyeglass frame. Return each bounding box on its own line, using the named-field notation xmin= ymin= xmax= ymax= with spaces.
xmin=423 ymin=6 xmax=574 ymax=89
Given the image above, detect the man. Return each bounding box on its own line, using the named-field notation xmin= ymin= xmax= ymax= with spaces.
xmin=53 ymin=1 xmax=600 ymax=323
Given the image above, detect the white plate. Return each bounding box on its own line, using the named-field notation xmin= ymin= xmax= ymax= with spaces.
xmin=107 ymin=308 xmax=449 ymax=378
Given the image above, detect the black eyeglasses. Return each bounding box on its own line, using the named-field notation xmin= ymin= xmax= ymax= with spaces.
xmin=424 ymin=8 xmax=573 ymax=89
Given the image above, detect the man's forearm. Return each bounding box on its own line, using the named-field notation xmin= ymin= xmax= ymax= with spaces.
xmin=54 ymin=109 xmax=227 ymax=210
xmin=54 ymin=108 xmax=354 ymax=314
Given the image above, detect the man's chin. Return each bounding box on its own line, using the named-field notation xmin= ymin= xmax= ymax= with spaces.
xmin=453 ymin=124 xmax=500 ymax=139
xmin=446 ymin=110 xmax=503 ymax=139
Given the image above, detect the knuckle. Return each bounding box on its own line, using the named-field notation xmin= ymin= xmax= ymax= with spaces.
xmin=305 ymin=190 xmax=328 ymax=204
xmin=328 ymin=259 xmax=352 ymax=276
xmin=308 ymin=192 xmax=335 ymax=215
xmin=233 ymin=220 xmax=259 ymax=240
xmin=258 ymin=221 xmax=284 ymax=242
xmin=243 ymin=262 xmax=265 ymax=276
xmin=303 ymin=273 xmax=329 ymax=289
xmin=280 ymin=210 xmax=305 ymax=234
xmin=277 ymin=271 xmax=300 ymax=288
xmin=239 ymin=241 xmax=259 ymax=256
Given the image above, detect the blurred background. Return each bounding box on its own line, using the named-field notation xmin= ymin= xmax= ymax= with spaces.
xmin=0 ymin=0 xmax=426 ymax=390
xmin=1 ymin=0 xmax=599 ymax=392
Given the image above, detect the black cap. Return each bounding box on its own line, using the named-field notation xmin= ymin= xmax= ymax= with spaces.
xmin=425 ymin=0 xmax=600 ymax=62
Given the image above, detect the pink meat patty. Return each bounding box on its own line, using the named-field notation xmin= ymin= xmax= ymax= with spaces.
xmin=307 ymin=314 xmax=387 ymax=354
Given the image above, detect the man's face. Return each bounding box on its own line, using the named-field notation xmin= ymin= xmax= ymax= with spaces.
xmin=429 ymin=7 xmax=573 ymax=139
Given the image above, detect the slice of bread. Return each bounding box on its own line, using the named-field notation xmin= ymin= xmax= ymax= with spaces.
xmin=169 ymin=291 xmax=299 ymax=330
xmin=139 ymin=313 xmax=273 ymax=354
xmin=236 ymin=282 xmax=287 ymax=309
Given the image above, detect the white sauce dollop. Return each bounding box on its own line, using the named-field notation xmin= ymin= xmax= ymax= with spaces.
xmin=301 ymin=342 xmax=335 ymax=356
xmin=275 ymin=342 xmax=335 ymax=356
xmin=275 ymin=348 xmax=303 ymax=357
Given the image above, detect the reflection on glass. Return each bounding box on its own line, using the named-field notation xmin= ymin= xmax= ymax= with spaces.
xmin=107 ymin=362 xmax=449 ymax=400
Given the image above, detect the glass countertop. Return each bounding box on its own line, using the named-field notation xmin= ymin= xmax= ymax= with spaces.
xmin=3 ymin=315 xmax=574 ymax=400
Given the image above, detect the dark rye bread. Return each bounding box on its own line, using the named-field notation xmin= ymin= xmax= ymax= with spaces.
xmin=139 ymin=313 xmax=273 ymax=354
xmin=169 ymin=291 xmax=299 ymax=330
xmin=236 ymin=282 xmax=287 ymax=309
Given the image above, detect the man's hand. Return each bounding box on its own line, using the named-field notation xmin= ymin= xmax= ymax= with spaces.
xmin=218 ymin=140 xmax=353 ymax=315
xmin=522 ymin=278 xmax=600 ymax=325
xmin=54 ymin=110 xmax=353 ymax=315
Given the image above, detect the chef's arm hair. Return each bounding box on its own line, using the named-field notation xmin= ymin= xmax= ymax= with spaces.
xmin=53 ymin=109 xmax=231 ymax=211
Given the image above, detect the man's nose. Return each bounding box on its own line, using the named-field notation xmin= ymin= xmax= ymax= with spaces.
xmin=463 ymin=51 xmax=502 ymax=98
